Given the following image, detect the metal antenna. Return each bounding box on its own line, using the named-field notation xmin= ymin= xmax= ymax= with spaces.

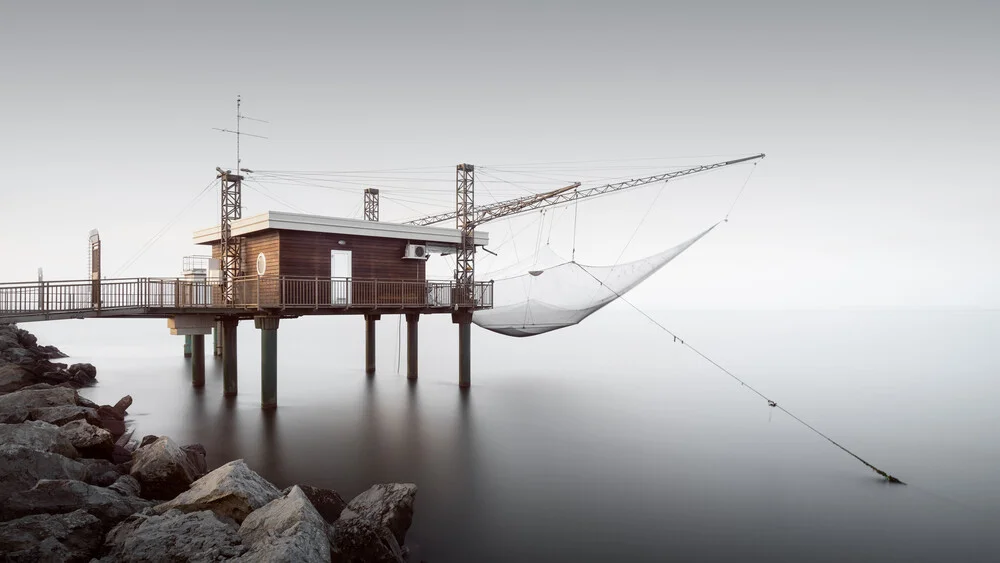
xmin=212 ymin=96 xmax=267 ymax=303
xmin=212 ymin=94 xmax=268 ymax=173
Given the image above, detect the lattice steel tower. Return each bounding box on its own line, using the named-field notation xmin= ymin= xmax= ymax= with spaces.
xmin=364 ymin=188 xmax=379 ymax=222
xmin=213 ymin=96 xmax=266 ymax=304
xmin=218 ymin=170 xmax=243 ymax=303
xmin=455 ymin=164 xmax=475 ymax=306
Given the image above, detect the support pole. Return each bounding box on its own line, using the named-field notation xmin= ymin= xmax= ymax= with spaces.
xmin=364 ymin=314 xmax=380 ymax=375
xmin=222 ymin=318 xmax=238 ymax=397
xmin=184 ymin=335 xmax=192 ymax=358
xmin=453 ymin=311 xmax=472 ymax=388
xmin=406 ymin=313 xmax=419 ymax=380
xmin=458 ymin=321 xmax=471 ymax=388
xmin=255 ymin=316 xmax=279 ymax=410
xmin=191 ymin=335 xmax=205 ymax=387
xmin=213 ymin=321 xmax=223 ymax=357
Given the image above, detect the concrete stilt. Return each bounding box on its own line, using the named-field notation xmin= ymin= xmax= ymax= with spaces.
xmin=365 ymin=314 xmax=380 ymax=375
xmin=453 ymin=311 xmax=472 ymax=388
xmin=222 ymin=318 xmax=238 ymax=397
xmin=191 ymin=334 xmax=205 ymax=387
xmin=213 ymin=321 xmax=223 ymax=357
xmin=255 ymin=316 xmax=279 ymax=410
xmin=406 ymin=313 xmax=419 ymax=380
xmin=183 ymin=335 xmax=192 ymax=358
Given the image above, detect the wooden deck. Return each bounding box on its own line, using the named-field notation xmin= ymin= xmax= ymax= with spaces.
xmin=0 ymin=276 xmax=493 ymax=323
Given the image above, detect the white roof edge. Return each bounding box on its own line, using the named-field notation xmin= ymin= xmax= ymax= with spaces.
xmin=193 ymin=211 xmax=489 ymax=246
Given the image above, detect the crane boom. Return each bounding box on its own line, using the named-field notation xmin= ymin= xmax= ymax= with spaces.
xmin=405 ymin=153 xmax=764 ymax=227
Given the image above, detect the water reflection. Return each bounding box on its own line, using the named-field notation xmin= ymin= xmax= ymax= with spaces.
xmin=42 ymin=311 xmax=1000 ymax=562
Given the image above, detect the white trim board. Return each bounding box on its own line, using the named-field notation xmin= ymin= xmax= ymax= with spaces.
xmin=193 ymin=211 xmax=489 ymax=246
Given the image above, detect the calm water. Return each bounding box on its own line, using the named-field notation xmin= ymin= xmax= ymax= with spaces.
xmin=27 ymin=309 xmax=1000 ymax=562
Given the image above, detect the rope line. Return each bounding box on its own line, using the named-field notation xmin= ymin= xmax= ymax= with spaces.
xmin=578 ymin=265 xmax=906 ymax=485
xmin=572 ymin=199 xmax=579 ymax=262
xmin=725 ymin=162 xmax=757 ymax=222
xmin=609 ymin=182 xmax=668 ymax=269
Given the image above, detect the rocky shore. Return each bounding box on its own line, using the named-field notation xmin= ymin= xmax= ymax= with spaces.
xmin=0 ymin=323 xmax=418 ymax=562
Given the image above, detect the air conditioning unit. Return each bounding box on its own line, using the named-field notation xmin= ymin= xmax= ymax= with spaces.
xmin=403 ymin=244 xmax=429 ymax=260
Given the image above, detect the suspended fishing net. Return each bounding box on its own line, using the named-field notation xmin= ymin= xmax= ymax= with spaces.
xmin=473 ymin=224 xmax=717 ymax=337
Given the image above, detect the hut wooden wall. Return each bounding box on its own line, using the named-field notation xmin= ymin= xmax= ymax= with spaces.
xmin=278 ymin=231 xmax=428 ymax=306
xmin=278 ymin=231 xmax=426 ymax=280
xmin=201 ymin=230 xmax=433 ymax=306
xmin=206 ymin=231 xmax=282 ymax=305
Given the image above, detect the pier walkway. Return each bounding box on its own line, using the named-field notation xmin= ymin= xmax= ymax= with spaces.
xmin=0 ymin=276 xmax=493 ymax=323
xmin=0 ymin=275 xmax=492 ymax=408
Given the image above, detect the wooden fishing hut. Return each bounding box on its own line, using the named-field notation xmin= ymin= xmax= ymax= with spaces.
xmin=189 ymin=210 xmax=492 ymax=408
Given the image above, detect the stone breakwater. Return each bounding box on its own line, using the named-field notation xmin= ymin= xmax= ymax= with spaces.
xmin=0 ymin=323 xmax=419 ymax=562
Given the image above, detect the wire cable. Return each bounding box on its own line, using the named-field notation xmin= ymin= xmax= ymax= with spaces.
xmin=725 ymin=162 xmax=758 ymax=222
xmin=112 ymin=178 xmax=217 ymax=277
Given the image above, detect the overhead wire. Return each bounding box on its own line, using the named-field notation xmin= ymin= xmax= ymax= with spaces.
xmin=112 ymin=178 xmax=217 ymax=277
xmin=245 ymin=179 xmax=308 ymax=213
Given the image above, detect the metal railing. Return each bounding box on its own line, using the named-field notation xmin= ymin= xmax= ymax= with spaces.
xmin=0 ymin=276 xmax=493 ymax=317
xmin=182 ymin=255 xmax=212 ymax=273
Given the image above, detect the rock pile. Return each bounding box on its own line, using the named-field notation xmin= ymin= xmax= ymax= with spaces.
xmin=0 ymin=323 xmax=420 ymax=562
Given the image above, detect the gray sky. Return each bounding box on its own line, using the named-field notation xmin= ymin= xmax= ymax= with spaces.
xmin=1 ymin=1 xmax=997 ymax=308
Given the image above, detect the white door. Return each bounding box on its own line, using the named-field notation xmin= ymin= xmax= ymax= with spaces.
xmin=331 ymin=250 xmax=352 ymax=305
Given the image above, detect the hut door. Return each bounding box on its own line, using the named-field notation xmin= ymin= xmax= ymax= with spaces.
xmin=330 ymin=250 xmax=352 ymax=305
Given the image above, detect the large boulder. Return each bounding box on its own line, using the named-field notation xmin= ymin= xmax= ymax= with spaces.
xmin=0 ymin=326 xmax=20 ymax=352
xmin=154 ymin=459 xmax=281 ymax=524
xmin=68 ymin=363 xmax=97 ymax=382
xmin=59 ymin=419 xmax=114 ymax=459
xmin=329 ymin=511 xmax=405 ymax=563
xmin=345 ymin=483 xmax=417 ymax=546
xmin=29 ymin=404 xmax=101 ymax=426
xmin=0 ymin=386 xmax=77 ymax=423
xmin=14 ymin=327 xmax=38 ymax=349
xmin=182 ymin=443 xmax=208 ymax=476
xmin=0 ymin=363 xmax=34 ymax=393
xmin=0 ymin=420 xmax=79 ymax=459
xmin=77 ymin=394 xmax=99 ymax=409
xmin=1 ymin=478 xmax=153 ymax=528
xmin=110 ymin=394 xmax=131 ymax=418
xmin=0 ymin=508 xmax=103 ymax=563
xmin=2 ymin=346 xmax=31 ymax=364
xmin=111 ymin=443 xmax=132 ymax=465
xmin=108 ymin=474 xmax=143 ymax=497
xmin=80 ymin=458 xmax=126 ymax=487
xmin=129 ymin=436 xmax=201 ymax=500
xmin=283 ymin=484 xmax=347 ymax=525
xmin=31 ymin=363 xmax=96 ymax=388
xmin=34 ymin=344 xmax=67 ymax=359
xmin=235 ymin=485 xmax=330 ymax=563
xmin=0 ymin=444 xmax=87 ymax=502
xmin=102 ymin=508 xmax=246 ymax=562
xmin=96 ymin=405 xmax=127 ymax=440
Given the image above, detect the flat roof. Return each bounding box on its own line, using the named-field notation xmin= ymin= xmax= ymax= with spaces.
xmin=193 ymin=211 xmax=489 ymax=246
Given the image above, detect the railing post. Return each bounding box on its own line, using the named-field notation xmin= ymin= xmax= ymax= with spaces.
xmin=314 ymin=276 xmax=319 ymax=308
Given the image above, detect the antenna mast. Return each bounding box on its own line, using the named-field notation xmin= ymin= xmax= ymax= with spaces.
xmin=236 ymin=95 xmax=241 ymax=172
xmin=212 ymin=96 xmax=268 ymax=303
